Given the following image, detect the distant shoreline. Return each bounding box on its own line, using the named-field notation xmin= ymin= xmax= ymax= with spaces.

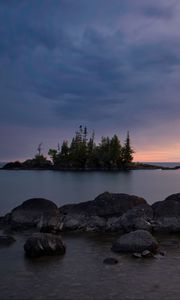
xmin=1 ymin=162 xmax=180 ymax=171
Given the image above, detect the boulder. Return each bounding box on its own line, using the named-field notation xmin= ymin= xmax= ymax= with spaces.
xmin=60 ymin=192 xmax=146 ymax=218
xmin=24 ymin=232 xmax=66 ymax=258
xmin=152 ymin=194 xmax=180 ymax=232
xmin=60 ymin=192 xmax=147 ymax=232
xmin=120 ymin=204 xmax=153 ymax=232
xmin=105 ymin=216 xmax=122 ymax=232
xmin=9 ymin=198 xmax=61 ymax=232
xmin=112 ymin=230 xmax=158 ymax=253
xmin=61 ymin=214 xmax=106 ymax=231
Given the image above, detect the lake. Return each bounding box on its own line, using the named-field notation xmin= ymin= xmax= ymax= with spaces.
xmin=1 ymin=168 xmax=180 ymax=215
xmin=1 ymin=168 xmax=180 ymax=300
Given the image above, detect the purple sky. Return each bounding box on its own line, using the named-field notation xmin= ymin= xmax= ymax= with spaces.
xmin=0 ymin=0 xmax=180 ymax=162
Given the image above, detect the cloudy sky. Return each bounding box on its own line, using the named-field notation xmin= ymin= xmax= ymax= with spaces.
xmin=1 ymin=0 xmax=180 ymax=162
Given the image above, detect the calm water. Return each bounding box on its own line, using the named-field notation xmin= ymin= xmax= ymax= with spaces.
xmin=1 ymin=168 xmax=180 ymax=215
xmin=1 ymin=169 xmax=180 ymax=300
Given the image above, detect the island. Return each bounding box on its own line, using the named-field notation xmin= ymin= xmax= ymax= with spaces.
xmin=2 ymin=126 xmax=180 ymax=171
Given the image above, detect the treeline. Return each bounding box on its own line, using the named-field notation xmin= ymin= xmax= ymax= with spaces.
xmin=48 ymin=126 xmax=134 ymax=170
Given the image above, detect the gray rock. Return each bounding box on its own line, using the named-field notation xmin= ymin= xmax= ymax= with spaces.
xmin=112 ymin=230 xmax=158 ymax=253
xmin=24 ymin=232 xmax=66 ymax=258
xmin=103 ymin=257 xmax=119 ymax=265
xmin=9 ymin=198 xmax=61 ymax=232
xmin=152 ymin=194 xmax=180 ymax=232
xmin=141 ymin=250 xmax=153 ymax=257
xmin=120 ymin=204 xmax=153 ymax=232
xmin=60 ymin=192 xmax=147 ymax=232
xmin=105 ymin=216 xmax=122 ymax=232
xmin=60 ymin=192 xmax=146 ymax=218
xmin=61 ymin=214 xmax=106 ymax=232
xmin=132 ymin=252 xmax=142 ymax=258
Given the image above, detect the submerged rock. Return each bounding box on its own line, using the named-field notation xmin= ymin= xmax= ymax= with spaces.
xmin=103 ymin=257 xmax=119 ymax=265
xmin=24 ymin=232 xmax=66 ymax=258
xmin=152 ymin=194 xmax=180 ymax=232
xmin=112 ymin=230 xmax=158 ymax=253
xmin=8 ymin=198 xmax=61 ymax=232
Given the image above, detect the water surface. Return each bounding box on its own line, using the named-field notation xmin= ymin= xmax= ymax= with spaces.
xmin=1 ymin=169 xmax=180 ymax=300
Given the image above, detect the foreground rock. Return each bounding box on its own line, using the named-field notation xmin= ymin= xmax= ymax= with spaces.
xmin=152 ymin=194 xmax=180 ymax=232
xmin=120 ymin=204 xmax=153 ymax=232
xmin=6 ymin=198 xmax=61 ymax=232
xmin=60 ymin=192 xmax=147 ymax=231
xmin=0 ymin=235 xmax=15 ymax=246
xmin=112 ymin=230 xmax=158 ymax=253
xmin=24 ymin=233 xmax=66 ymax=258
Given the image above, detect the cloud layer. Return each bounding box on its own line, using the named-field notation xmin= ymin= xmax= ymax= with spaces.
xmin=0 ymin=0 xmax=180 ymax=161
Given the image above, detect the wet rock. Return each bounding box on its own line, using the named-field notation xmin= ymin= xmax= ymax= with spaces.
xmin=132 ymin=252 xmax=142 ymax=258
xmin=24 ymin=232 xmax=66 ymax=258
xmin=141 ymin=250 xmax=153 ymax=258
xmin=112 ymin=230 xmax=158 ymax=253
xmin=120 ymin=204 xmax=153 ymax=232
xmin=152 ymin=194 xmax=180 ymax=232
xmin=0 ymin=235 xmax=15 ymax=246
xmin=8 ymin=198 xmax=61 ymax=232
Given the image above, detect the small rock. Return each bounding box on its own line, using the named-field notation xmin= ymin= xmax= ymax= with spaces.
xmin=103 ymin=257 xmax=119 ymax=265
xmin=112 ymin=230 xmax=158 ymax=253
xmin=142 ymin=250 xmax=153 ymax=258
xmin=132 ymin=253 xmax=142 ymax=258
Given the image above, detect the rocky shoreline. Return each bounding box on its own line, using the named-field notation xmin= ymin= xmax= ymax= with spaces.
xmin=1 ymin=160 xmax=180 ymax=171
xmin=1 ymin=192 xmax=180 ymax=258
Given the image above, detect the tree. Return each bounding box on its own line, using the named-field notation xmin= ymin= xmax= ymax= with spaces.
xmin=110 ymin=134 xmax=122 ymax=167
xmin=121 ymin=131 xmax=134 ymax=164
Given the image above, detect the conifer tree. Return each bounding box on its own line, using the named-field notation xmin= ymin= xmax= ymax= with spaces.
xmin=121 ymin=131 xmax=134 ymax=164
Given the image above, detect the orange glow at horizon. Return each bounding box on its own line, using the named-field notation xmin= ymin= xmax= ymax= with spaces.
xmin=134 ymin=145 xmax=180 ymax=162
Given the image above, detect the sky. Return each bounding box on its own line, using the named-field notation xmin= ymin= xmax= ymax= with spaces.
xmin=0 ymin=0 xmax=180 ymax=162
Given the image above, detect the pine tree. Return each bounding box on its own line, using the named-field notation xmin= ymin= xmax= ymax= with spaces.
xmin=121 ymin=131 xmax=134 ymax=164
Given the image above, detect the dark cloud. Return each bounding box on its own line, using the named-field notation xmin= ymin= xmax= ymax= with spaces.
xmin=0 ymin=0 xmax=180 ymax=160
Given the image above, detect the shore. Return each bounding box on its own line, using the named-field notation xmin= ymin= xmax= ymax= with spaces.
xmin=1 ymin=162 xmax=180 ymax=171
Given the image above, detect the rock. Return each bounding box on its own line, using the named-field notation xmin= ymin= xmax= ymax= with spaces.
xmin=61 ymin=214 xmax=106 ymax=232
xmin=103 ymin=257 xmax=118 ymax=265
xmin=141 ymin=250 xmax=153 ymax=258
xmin=152 ymin=194 xmax=180 ymax=232
xmin=60 ymin=192 xmax=147 ymax=232
xmin=60 ymin=192 xmax=146 ymax=218
xmin=24 ymin=232 xmax=66 ymax=258
xmin=120 ymin=204 xmax=153 ymax=232
xmin=105 ymin=216 xmax=122 ymax=232
xmin=0 ymin=235 xmax=15 ymax=246
xmin=112 ymin=230 xmax=158 ymax=253
xmin=9 ymin=198 xmax=61 ymax=232
xmin=132 ymin=252 xmax=142 ymax=258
